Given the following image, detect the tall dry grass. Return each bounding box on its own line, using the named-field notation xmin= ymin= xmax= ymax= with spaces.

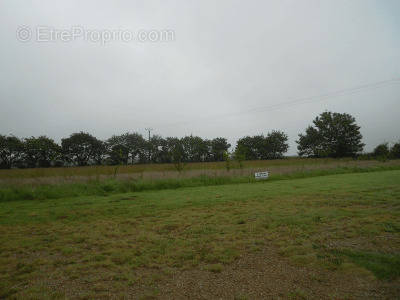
xmin=0 ymin=157 xmax=349 ymax=180
xmin=1 ymin=158 xmax=399 ymax=187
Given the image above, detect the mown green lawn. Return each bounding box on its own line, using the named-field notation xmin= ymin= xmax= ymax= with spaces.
xmin=0 ymin=170 xmax=399 ymax=298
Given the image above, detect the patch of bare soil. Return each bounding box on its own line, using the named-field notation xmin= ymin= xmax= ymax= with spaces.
xmin=154 ymin=248 xmax=399 ymax=299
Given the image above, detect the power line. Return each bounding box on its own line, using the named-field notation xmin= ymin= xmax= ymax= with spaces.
xmin=156 ymin=78 xmax=400 ymax=128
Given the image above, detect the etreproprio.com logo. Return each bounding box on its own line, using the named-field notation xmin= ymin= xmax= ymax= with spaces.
xmin=16 ymin=25 xmax=175 ymax=44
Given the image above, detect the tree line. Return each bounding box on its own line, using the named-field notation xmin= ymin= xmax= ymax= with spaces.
xmin=0 ymin=133 xmax=231 ymax=169
xmin=0 ymin=111 xmax=399 ymax=169
xmin=0 ymin=130 xmax=289 ymax=169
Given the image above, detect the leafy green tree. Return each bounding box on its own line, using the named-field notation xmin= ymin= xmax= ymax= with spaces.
xmin=265 ymin=130 xmax=289 ymax=159
xmin=236 ymin=131 xmax=288 ymax=160
xmin=92 ymin=140 xmax=106 ymax=165
xmin=295 ymin=126 xmax=324 ymax=157
xmin=235 ymin=136 xmax=257 ymax=160
xmin=24 ymin=136 xmax=61 ymax=168
xmin=210 ymin=138 xmax=231 ymax=161
xmin=108 ymin=144 xmax=129 ymax=165
xmin=62 ymin=132 xmax=105 ymax=166
xmin=251 ymin=135 xmax=266 ymax=159
xmin=297 ymin=112 xmax=364 ymax=157
xmin=373 ymin=143 xmax=390 ymax=158
xmin=181 ymin=135 xmax=209 ymax=162
xmin=0 ymin=135 xmax=24 ymax=169
xmin=107 ymin=132 xmax=146 ymax=164
xmin=390 ymin=142 xmax=400 ymax=159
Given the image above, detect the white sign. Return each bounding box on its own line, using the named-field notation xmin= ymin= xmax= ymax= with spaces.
xmin=255 ymin=171 xmax=269 ymax=180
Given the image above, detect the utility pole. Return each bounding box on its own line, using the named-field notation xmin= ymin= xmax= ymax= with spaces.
xmin=145 ymin=128 xmax=153 ymax=162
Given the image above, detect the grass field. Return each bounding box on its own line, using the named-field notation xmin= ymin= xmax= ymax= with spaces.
xmin=0 ymin=164 xmax=399 ymax=299
xmin=1 ymin=159 xmax=399 ymax=203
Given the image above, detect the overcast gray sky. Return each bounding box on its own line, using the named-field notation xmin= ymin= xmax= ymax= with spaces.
xmin=0 ymin=0 xmax=399 ymax=155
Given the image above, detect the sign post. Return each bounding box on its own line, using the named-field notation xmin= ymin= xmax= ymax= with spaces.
xmin=255 ymin=171 xmax=269 ymax=180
